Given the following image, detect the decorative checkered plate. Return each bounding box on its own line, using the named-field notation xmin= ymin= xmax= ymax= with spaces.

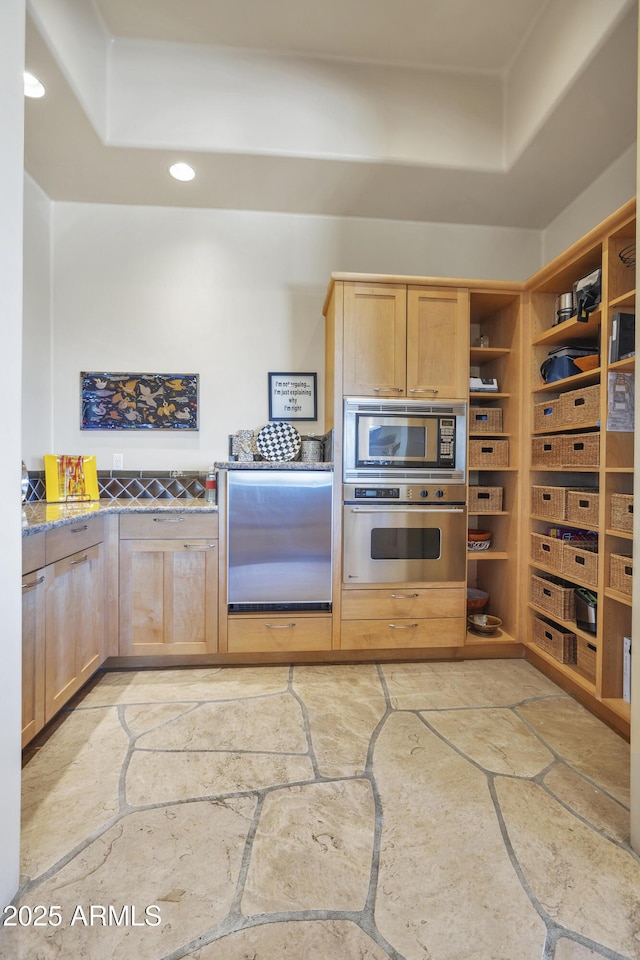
xmin=256 ymin=422 xmax=301 ymax=461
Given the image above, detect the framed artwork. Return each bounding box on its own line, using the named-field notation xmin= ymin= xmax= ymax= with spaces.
xmin=268 ymin=372 xmax=317 ymax=421
xmin=81 ymin=373 xmax=199 ymax=430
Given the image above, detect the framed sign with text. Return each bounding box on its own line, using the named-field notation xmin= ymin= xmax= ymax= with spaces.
xmin=268 ymin=372 xmax=317 ymax=421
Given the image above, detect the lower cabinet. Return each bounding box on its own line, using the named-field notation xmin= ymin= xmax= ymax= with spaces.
xmin=22 ymin=519 xmax=106 ymax=746
xmin=227 ymin=615 xmax=332 ymax=654
xmin=340 ymin=587 xmax=466 ymax=649
xmin=119 ymin=513 xmax=219 ymax=656
xmin=21 ymin=566 xmax=46 ymax=747
xmin=45 ymin=543 xmax=105 ymax=722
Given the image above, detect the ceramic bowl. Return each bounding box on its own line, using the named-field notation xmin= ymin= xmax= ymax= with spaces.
xmin=467 ymin=613 xmax=502 ymax=635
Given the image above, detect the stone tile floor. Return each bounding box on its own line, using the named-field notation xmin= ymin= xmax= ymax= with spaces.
xmin=2 ymin=659 xmax=639 ymax=959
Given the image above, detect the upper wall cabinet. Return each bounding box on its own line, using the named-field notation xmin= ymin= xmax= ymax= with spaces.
xmin=342 ymin=281 xmax=469 ymax=399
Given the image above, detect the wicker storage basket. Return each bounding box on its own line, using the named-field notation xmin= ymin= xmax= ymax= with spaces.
xmin=469 ymin=439 xmax=509 ymax=468
xmin=531 ymin=532 xmax=564 ymax=573
xmin=575 ymin=636 xmax=597 ymax=684
xmin=533 ymin=398 xmax=564 ymax=433
xmin=531 ymin=435 xmax=566 ymax=468
xmin=531 ymin=573 xmax=576 ymax=620
xmin=561 ymin=540 xmax=599 ymax=586
xmin=469 ymin=486 xmax=503 ymax=512
xmin=563 ymin=433 xmax=600 ymax=468
xmin=469 ymin=406 xmax=503 ymax=434
xmin=531 ymin=615 xmax=577 ymax=664
xmin=610 ymin=553 xmax=633 ymax=596
xmin=610 ymin=494 xmax=634 ymax=533
xmin=566 ymin=490 xmax=599 ymax=528
xmin=531 ymin=485 xmax=567 ymax=520
xmin=562 ymin=384 xmax=600 ymax=425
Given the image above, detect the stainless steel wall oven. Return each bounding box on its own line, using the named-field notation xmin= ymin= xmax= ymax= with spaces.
xmin=343 ymin=482 xmax=466 ymax=585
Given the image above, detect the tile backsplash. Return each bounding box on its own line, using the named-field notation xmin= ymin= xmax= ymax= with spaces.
xmin=25 ymin=470 xmax=206 ymax=502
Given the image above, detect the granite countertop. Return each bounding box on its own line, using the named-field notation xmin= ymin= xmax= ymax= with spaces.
xmin=215 ymin=461 xmax=333 ymax=470
xmin=22 ymin=497 xmax=217 ymax=536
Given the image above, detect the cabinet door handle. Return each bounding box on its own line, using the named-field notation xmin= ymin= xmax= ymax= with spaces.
xmin=390 ymin=593 xmax=419 ymax=599
xmin=22 ymin=575 xmax=45 ymax=589
xmin=389 ymin=623 xmax=419 ymax=629
xmin=409 ymin=388 xmax=439 ymax=394
xmin=153 ymin=517 xmax=185 ymax=523
xmin=265 ymin=622 xmax=295 ymax=629
xmin=183 ymin=543 xmax=216 ymax=549
xmin=70 ymin=555 xmax=89 ymax=565
xmin=71 ymin=524 xmax=88 ymax=532
xmin=372 ymin=386 xmax=403 ymax=393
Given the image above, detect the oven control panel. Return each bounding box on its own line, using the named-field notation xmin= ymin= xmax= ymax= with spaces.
xmin=345 ymin=483 xmax=466 ymax=504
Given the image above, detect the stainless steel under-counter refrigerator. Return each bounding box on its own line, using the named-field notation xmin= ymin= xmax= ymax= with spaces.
xmin=227 ymin=469 xmax=333 ymax=612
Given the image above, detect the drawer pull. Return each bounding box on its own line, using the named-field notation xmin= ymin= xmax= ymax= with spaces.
xmin=71 ymin=524 xmax=88 ymax=533
xmin=265 ymin=622 xmax=295 ymax=629
xmin=183 ymin=543 xmax=217 ymax=549
xmin=70 ymin=555 xmax=89 ymax=565
xmin=410 ymin=388 xmax=439 ymax=394
xmin=373 ymin=386 xmax=403 ymax=393
xmin=22 ymin=575 xmax=45 ymax=589
xmin=153 ymin=517 xmax=185 ymax=523
xmin=389 ymin=623 xmax=419 ymax=629
xmin=390 ymin=593 xmax=419 ymax=600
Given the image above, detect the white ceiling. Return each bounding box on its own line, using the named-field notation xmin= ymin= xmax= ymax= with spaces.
xmin=24 ymin=0 xmax=638 ymax=228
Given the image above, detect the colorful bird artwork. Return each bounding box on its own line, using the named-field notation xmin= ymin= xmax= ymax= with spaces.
xmin=81 ymin=373 xmax=198 ymax=430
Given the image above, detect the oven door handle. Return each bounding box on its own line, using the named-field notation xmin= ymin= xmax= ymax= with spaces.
xmin=347 ymin=506 xmax=465 ymax=514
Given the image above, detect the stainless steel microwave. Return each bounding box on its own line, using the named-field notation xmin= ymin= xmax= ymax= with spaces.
xmin=343 ymin=398 xmax=467 ymax=483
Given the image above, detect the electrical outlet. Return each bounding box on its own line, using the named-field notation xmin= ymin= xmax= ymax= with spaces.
xmin=112 ymin=453 xmax=124 ymax=470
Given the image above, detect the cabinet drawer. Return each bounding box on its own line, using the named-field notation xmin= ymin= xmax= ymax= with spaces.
xmin=341 ymin=587 xmax=465 ymax=621
xmin=45 ymin=517 xmax=104 ymax=565
xmin=119 ymin=512 xmax=218 ymax=540
xmin=340 ymin=618 xmax=465 ymax=649
xmin=227 ymin=616 xmax=332 ymax=653
xmin=23 ymin=532 xmax=45 ymax=574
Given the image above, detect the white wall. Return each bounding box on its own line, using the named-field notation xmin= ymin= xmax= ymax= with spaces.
xmin=0 ymin=0 xmax=26 ymax=908
xmin=49 ymin=203 xmax=541 ymax=471
xmin=542 ymin=144 xmax=637 ymax=263
xmin=23 ymin=175 xmax=53 ymax=469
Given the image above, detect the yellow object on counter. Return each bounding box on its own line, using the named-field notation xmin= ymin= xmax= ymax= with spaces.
xmin=44 ymin=454 xmax=99 ymax=503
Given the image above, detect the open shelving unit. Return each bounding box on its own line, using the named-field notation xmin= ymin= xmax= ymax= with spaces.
xmin=467 ymin=288 xmax=523 ymax=646
xmin=524 ymin=199 xmax=635 ymax=737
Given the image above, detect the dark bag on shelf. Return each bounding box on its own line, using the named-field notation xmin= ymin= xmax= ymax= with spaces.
xmin=540 ymin=345 xmax=596 ymax=383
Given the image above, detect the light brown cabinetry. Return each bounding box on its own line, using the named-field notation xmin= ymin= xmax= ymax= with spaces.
xmin=340 ymin=586 xmax=466 ymax=649
xmin=227 ymin=614 xmax=332 ymax=654
xmin=45 ymin=542 xmax=104 ymax=721
xmin=341 ymin=280 xmax=468 ymax=399
xmin=22 ymin=532 xmax=46 ymax=747
xmin=524 ymin=199 xmax=635 ymax=736
xmin=22 ymin=518 xmax=106 ymax=746
xmin=119 ymin=513 xmax=219 ymax=656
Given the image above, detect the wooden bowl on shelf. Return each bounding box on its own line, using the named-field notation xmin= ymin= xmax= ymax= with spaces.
xmin=468 ymin=614 xmax=503 ymax=636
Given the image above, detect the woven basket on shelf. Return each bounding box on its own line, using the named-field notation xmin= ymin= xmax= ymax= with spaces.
xmin=531 ymin=436 xmax=565 ymax=468
xmin=561 ymin=540 xmax=599 ymax=586
xmin=531 ymin=485 xmax=567 ymax=519
xmin=533 ymin=398 xmax=564 ymax=433
xmin=469 ymin=406 xmax=503 ymax=434
xmin=531 ymin=615 xmax=576 ymax=664
xmin=575 ymin=636 xmax=598 ymax=684
xmin=610 ymin=494 xmax=633 ymax=533
xmin=469 ymin=486 xmax=503 ymax=512
xmin=531 ymin=573 xmax=576 ymax=621
xmin=610 ymin=553 xmax=633 ymax=596
xmin=469 ymin=439 xmax=509 ymax=468
xmin=562 ymin=384 xmax=600 ymax=425
xmin=563 ymin=433 xmax=600 ymax=468
xmin=566 ymin=490 xmax=599 ymax=528
xmin=531 ymin=532 xmax=564 ymax=573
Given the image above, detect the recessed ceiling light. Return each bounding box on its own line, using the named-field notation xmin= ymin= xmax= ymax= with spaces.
xmin=169 ymin=162 xmax=195 ymax=182
xmin=24 ymin=71 xmax=45 ymax=99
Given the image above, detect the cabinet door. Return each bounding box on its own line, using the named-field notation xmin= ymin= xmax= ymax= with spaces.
xmin=45 ymin=543 xmax=104 ymax=722
xmin=22 ymin=568 xmax=46 ymax=746
xmin=407 ymin=286 xmax=469 ymax=399
xmin=119 ymin=539 xmax=218 ymax=656
xmin=343 ymin=282 xmax=406 ymax=396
